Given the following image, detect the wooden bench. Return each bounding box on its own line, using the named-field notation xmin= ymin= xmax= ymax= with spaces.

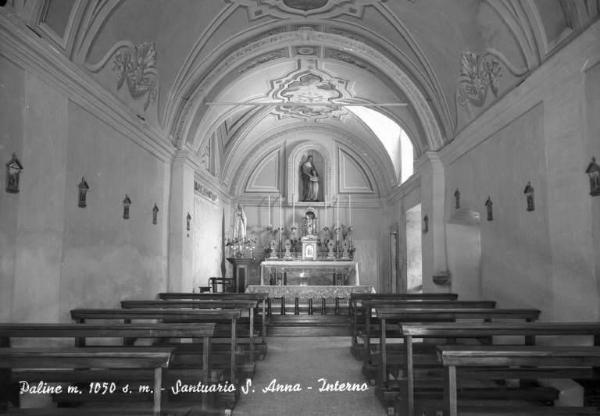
xmin=398 ymin=321 xmax=600 ymax=416
xmin=0 ymin=322 xmax=217 ymax=414
xmin=120 ymin=299 xmax=261 ymax=361
xmin=156 ymin=292 xmax=269 ymax=339
xmin=0 ymin=347 xmax=172 ymax=416
xmin=349 ymin=293 xmax=459 ymax=316
xmin=70 ymin=308 xmax=243 ymax=385
xmin=437 ymin=345 xmax=600 ymax=416
xmin=356 ymin=300 xmax=498 ymax=361
xmin=369 ymin=307 xmax=541 ymax=406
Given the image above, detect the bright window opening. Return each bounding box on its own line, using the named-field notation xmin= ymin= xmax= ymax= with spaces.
xmin=347 ymin=106 xmax=414 ymax=183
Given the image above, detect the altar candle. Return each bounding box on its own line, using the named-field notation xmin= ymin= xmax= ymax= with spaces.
xmin=325 ymin=201 xmax=328 ymax=228
xmin=292 ymin=193 xmax=295 ymax=224
xmin=336 ymin=197 xmax=340 ymax=228
xmin=279 ymin=194 xmax=282 ymax=230
xmin=268 ymin=195 xmax=271 ymax=226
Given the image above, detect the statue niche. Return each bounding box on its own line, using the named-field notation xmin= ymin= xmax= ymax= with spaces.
xmin=299 ymin=152 xmax=323 ymax=202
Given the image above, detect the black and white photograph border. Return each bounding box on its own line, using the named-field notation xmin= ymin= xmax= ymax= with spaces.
xmin=1 ymin=1 xmax=600 ymax=415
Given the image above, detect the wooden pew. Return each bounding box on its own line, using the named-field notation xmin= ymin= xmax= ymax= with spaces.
xmin=349 ymin=293 xmax=459 ymax=316
xmin=357 ymin=300 xmax=497 ymax=361
xmin=0 ymin=347 xmax=173 ymax=416
xmin=437 ymin=345 xmax=600 ymax=416
xmin=399 ymin=321 xmax=600 ymax=416
xmin=370 ymin=307 xmax=541 ymax=409
xmin=0 ymin=323 xmax=216 ymax=414
xmin=70 ymin=308 xmax=242 ymax=385
xmin=156 ymin=292 xmax=269 ymax=339
xmin=120 ymin=299 xmax=259 ymax=362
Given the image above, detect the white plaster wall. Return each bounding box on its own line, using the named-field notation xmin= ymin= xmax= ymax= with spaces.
xmin=0 ymin=56 xmax=23 ymax=321
xmin=441 ymin=21 xmax=600 ymax=320
xmin=0 ymin=56 xmax=170 ymax=322
xmin=12 ymin=73 xmax=68 ymax=323
xmin=59 ymin=103 xmax=169 ymax=316
xmin=193 ymin=194 xmax=224 ymax=288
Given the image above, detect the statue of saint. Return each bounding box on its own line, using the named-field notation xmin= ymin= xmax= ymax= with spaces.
xmin=233 ymin=204 xmax=247 ymax=242
xmin=301 ymin=154 xmax=319 ymax=201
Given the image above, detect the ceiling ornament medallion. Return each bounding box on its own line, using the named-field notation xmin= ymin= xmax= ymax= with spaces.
xmin=229 ymin=0 xmax=384 ymax=19
xmin=268 ymin=60 xmax=353 ymax=121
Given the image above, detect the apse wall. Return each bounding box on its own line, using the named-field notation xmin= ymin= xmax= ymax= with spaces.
xmin=0 ymin=55 xmax=170 ymax=322
xmin=231 ymin=133 xmax=384 ymax=290
xmin=442 ymin=20 xmax=600 ymax=321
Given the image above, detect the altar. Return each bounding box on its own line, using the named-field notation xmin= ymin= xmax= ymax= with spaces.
xmin=246 ymin=284 xmax=374 ymax=299
xmin=259 ymin=260 xmax=359 ymax=286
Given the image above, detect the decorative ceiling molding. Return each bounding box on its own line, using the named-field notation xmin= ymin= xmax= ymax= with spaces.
xmin=71 ymin=0 xmax=122 ymax=63
xmin=172 ymin=29 xmax=443 ymax=154
xmin=338 ymin=148 xmax=374 ymax=193
xmin=238 ymin=48 xmax=289 ymax=74
xmin=33 ymin=0 xmax=86 ymax=57
xmin=245 ymin=148 xmax=281 ymax=193
xmin=266 ymin=58 xmax=353 ymax=121
xmin=225 ymin=123 xmax=390 ymax=196
xmin=483 ymin=0 xmax=545 ymax=69
xmin=228 ymin=0 xmax=383 ymax=19
xmin=0 ymin=12 xmax=174 ymax=162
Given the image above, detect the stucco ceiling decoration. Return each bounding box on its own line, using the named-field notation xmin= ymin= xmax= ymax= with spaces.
xmin=230 ymin=0 xmax=383 ymax=20
xmin=268 ymin=59 xmax=353 ymax=121
xmin=86 ymin=40 xmax=158 ymax=112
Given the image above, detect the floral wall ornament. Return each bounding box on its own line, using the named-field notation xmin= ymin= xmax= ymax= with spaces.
xmin=422 ymin=215 xmax=429 ymax=234
xmin=523 ymin=182 xmax=535 ymax=211
xmin=152 ymin=204 xmax=159 ymax=225
xmin=5 ymin=153 xmax=23 ymax=193
xmin=454 ymin=188 xmax=461 ymax=209
xmin=78 ymin=177 xmax=89 ymax=208
xmin=485 ymin=196 xmax=493 ymax=221
xmin=122 ymin=195 xmax=131 ymax=219
xmin=457 ymin=51 xmax=502 ymax=109
xmin=586 ymin=157 xmax=600 ymax=196
xmin=112 ymin=42 xmax=158 ymax=111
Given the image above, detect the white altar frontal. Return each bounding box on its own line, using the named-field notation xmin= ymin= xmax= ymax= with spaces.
xmin=259 ymin=260 xmax=359 ymax=286
xmin=246 ymin=284 xmax=374 ymax=299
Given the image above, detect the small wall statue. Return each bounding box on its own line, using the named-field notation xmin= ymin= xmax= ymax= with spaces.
xmin=523 ymin=182 xmax=535 ymax=211
xmin=5 ymin=153 xmax=23 ymax=194
xmin=78 ymin=177 xmax=89 ymax=208
xmin=485 ymin=197 xmax=493 ymax=221
xmin=586 ymin=157 xmax=600 ymax=196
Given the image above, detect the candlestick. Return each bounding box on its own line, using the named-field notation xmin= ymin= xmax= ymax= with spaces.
xmin=279 ymin=194 xmax=282 ymax=230
xmin=268 ymin=195 xmax=271 ymax=226
xmin=325 ymin=201 xmax=328 ymax=229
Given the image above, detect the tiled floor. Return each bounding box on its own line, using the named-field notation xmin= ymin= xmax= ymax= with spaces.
xmin=234 ymin=337 xmax=386 ymax=416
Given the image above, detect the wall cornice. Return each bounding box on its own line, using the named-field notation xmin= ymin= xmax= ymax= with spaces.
xmin=0 ymin=11 xmax=175 ymax=163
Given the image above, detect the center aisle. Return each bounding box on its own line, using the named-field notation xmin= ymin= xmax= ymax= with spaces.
xmin=233 ymin=337 xmax=385 ymax=416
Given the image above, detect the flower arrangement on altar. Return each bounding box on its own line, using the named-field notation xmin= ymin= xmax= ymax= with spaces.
xmin=225 ymin=235 xmax=257 ymax=258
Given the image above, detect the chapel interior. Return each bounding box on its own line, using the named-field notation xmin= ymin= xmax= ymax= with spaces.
xmin=1 ymin=1 xmax=600 ymax=415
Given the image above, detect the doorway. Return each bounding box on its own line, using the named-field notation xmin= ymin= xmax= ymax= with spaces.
xmin=405 ymin=204 xmax=423 ymax=292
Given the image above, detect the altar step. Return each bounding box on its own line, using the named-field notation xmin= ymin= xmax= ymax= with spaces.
xmin=267 ymin=315 xmax=352 ymax=337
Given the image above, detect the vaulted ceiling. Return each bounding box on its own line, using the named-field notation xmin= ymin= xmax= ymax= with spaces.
xmin=8 ymin=0 xmax=599 ymax=192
